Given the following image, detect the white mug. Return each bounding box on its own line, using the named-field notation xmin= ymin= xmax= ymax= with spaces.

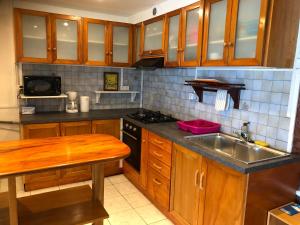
xmin=80 ymin=96 xmax=90 ymax=112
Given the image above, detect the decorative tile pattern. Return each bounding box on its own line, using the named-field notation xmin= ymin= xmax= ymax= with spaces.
xmin=143 ymin=68 xmax=293 ymax=151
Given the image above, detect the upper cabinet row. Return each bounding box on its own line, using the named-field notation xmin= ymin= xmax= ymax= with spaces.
xmin=15 ymin=9 xmax=132 ymax=66
xmin=15 ymin=0 xmax=299 ymax=68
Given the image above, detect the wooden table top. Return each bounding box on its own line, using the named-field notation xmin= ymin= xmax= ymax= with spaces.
xmin=0 ymin=134 xmax=130 ymax=178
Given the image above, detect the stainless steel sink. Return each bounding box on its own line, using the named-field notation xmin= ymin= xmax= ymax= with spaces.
xmin=184 ymin=133 xmax=290 ymax=164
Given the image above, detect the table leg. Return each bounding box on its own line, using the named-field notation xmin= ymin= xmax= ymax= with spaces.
xmin=8 ymin=177 xmax=18 ymax=225
xmin=92 ymin=163 xmax=104 ymax=225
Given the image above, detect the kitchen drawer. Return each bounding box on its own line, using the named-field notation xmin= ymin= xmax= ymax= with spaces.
xmin=149 ymin=154 xmax=171 ymax=179
xmin=147 ymin=168 xmax=170 ymax=210
xmin=149 ymin=142 xmax=172 ymax=166
xmin=149 ymin=132 xmax=172 ymax=153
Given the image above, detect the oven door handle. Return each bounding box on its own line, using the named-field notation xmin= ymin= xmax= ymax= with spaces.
xmin=122 ymin=130 xmax=138 ymax=141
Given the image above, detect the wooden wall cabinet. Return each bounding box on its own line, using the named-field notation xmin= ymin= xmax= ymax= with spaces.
xmin=141 ymin=15 xmax=166 ymax=56
xmin=170 ymin=143 xmax=206 ymax=225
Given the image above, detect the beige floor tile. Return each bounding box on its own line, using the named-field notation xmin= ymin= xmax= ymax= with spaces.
xmin=84 ymin=219 xmax=110 ymax=225
xmin=108 ymin=174 xmax=129 ymax=184
xmin=135 ymin=204 xmax=166 ymax=224
xmin=149 ymin=219 xmax=174 ymax=225
xmin=104 ymin=196 xmax=132 ymax=214
xmin=31 ymin=186 xmax=59 ymax=195
xmin=113 ymin=181 xmax=139 ymax=195
xmin=108 ymin=209 xmax=146 ymax=225
xmin=0 ymin=178 xmax=8 ymax=192
xmin=123 ymin=192 xmax=151 ymax=208
xmin=105 ymin=185 xmax=123 ymax=199
xmin=59 ymin=181 xmax=88 ymax=190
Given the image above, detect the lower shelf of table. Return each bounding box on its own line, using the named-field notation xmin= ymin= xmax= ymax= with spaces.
xmin=0 ymin=185 xmax=108 ymax=225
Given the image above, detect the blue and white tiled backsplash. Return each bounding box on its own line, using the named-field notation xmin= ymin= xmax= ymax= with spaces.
xmin=22 ymin=64 xmax=292 ymax=151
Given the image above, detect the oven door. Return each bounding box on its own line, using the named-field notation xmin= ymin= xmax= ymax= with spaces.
xmin=122 ymin=131 xmax=141 ymax=172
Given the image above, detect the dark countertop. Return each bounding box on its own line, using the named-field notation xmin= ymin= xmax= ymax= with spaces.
xmin=124 ymin=116 xmax=300 ymax=174
xmin=20 ymin=108 xmax=140 ymax=124
xmin=20 ymin=110 xmax=300 ymax=174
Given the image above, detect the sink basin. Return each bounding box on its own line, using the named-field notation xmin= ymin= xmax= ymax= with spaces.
xmin=184 ymin=133 xmax=290 ymax=164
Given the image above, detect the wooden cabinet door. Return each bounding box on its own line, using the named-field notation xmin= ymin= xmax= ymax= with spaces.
xmin=108 ymin=22 xmax=133 ymax=67
xmin=14 ymin=8 xmax=52 ymax=63
xmin=140 ymin=128 xmax=149 ymax=189
xmin=228 ymin=0 xmax=268 ymax=66
xmin=133 ymin=23 xmax=142 ymax=64
xmin=83 ymin=18 xmax=109 ymax=66
xmin=22 ymin=123 xmax=60 ymax=191
xmin=92 ymin=119 xmax=121 ymax=176
xmin=202 ymin=0 xmax=233 ymax=66
xmin=51 ymin=14 xmax=83 ymax=64
xmin=170 ymin=143 xmax=205 ymax=225
xmin=141 ymin=15 xmax=166 ymax=55
xmin=202 ymin=159 xmax=248 ymax=225
xmin=165 ymin=10 xmax=181 ymax=67
xmin=180 ymin=1 xmax=204 ymax=67
xmin=60 ymin=121 xmax=92 ymax=185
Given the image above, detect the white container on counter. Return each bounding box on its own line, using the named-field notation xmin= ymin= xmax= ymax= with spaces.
xmin=80 ymin=96 xmax=90 ymax=112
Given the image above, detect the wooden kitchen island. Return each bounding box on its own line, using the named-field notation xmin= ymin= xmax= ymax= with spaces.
xmin=0 ymin=134 xmax=130 ymax=225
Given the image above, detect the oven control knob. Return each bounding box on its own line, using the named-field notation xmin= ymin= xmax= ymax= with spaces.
xmin=125 ymin=123 xmax=129 ymax=127
xmin=133 ymin=128 xmax=137 ymax=132
xmin=129 ymin=126 xmax=133 ymax=129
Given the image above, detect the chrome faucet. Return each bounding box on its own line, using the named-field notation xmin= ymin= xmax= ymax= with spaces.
xmin=234 ymin=122 xmax=253 ymax=143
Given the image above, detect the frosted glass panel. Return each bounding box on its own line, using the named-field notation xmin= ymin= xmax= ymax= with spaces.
xmin=168 ymin=15 xmax=179 ymax=62
xmin=144 ymin=20 xmax=163 ymax=51
xmin=88 ymin=23 xmax=105 ymax=61
xmin=184 ymin=8 xmax=199 ymax=61
xmin=207 ymin=0 xmax=227 ymax=60
xmin=56 ymin=19 xmax=77 ymax=60
xmin=235 ymin=0 xmax=260 ymax=58
xmin=113 ymin=26 xmax=129 ymax=63
xmin=22 ymin=14 xmax=47 ymax=58
xmin=135 ymin=26 xmax=141 ymax=61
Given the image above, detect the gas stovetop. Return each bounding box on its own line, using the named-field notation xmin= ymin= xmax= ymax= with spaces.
xmin=128 ymin=109 xmax=177 ymax=124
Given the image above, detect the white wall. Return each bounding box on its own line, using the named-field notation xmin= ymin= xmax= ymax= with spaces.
xmin=0 ymin=0 xmax=20 ymax=141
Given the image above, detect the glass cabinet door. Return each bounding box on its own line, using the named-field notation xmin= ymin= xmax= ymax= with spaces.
xmin=111 ymin=23 xmax=132 ymax=66
xmin=143 ymin=16 xmax=165 ymax=55
xmin=15 ymin=9 xmax=51 ymax=63
xmin=52 ymin=15 xmax=82 ymax=64
xmin=228 ymin=0 xmax=268 ymax=65
xmin=165 ymin=11 xmax=181 ymax=67
xmin=83 ymin=19 xmax=107 ymax=65
xmin=181 ymin=1 xmax=204 ymax=66
xmin=202 ymin=0 xmax=232 ymax=65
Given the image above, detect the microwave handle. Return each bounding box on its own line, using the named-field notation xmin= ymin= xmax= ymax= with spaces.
xmin=56 ymin=78 xmax=61 ymax=92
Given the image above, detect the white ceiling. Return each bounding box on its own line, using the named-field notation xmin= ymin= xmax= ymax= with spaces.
xmin=19 ymin=0 xmax=168 ymax=17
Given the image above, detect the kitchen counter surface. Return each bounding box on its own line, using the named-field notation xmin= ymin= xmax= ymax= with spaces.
xmin=20 ymin=108 xmax=140 ymax=124
xmin=124 ymin=116 xmax=300 ymax=174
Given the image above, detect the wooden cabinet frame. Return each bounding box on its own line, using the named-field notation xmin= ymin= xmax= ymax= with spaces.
xmin=141 ymin=15 xmax=166 ymax=56
xmin=51 ymin=14 xmax=83 ymax=64
xmin=180 ymin=1 xmax=204 ymax=67
xmin=228 ymin=0 xmax=268 ymax=66
xmin=202 ymin=0 xmax=233 ymax=66
xmin=14 ymin=8 xmax=52 ymax=63
xmin=108 ymin=22 xmax=133 ymax=67
xmin=133 ymin=23 xmax=142 ymax=64
xmin=164 ymin=9 xmax=182 ymax=67
xmin=83 ymin=18 xmax=109 ymax=66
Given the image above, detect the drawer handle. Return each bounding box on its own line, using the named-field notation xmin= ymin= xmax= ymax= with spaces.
xmin=153 ymin=139 xmax=163 ymax=145
xmin=199 ymin=172 xmax=205 ymax=191
xmin=152 ymin=163 xmax=162 ymax=171
xmin=153 ymin=178 xmax=162 ymax=185
xmin=153 ymin=151 xmax=162 ymax=158
xmin=194 ymin=170 xmax=200 ymax=187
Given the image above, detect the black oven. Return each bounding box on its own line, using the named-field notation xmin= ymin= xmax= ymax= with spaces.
xmin=23 ymin=76 xmax=61 ymax=96
xmin=122 ymin=119 xmax=141 ymax=172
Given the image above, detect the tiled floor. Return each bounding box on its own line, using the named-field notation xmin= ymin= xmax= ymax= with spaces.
xmin=0 ymin=174 xmax=174 ymax=225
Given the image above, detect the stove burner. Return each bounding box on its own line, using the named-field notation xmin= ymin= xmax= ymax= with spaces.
xmin=128 ymin=109 xmax=177 ymax=124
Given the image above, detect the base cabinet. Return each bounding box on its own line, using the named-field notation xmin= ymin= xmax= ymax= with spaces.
xmin=22 ymin=119 xmax=120 ymax=191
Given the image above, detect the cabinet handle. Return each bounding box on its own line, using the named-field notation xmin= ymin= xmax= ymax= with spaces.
xmin=194 ymin=170 xmax=199 ymax=187
xmin=153 ymin=151 xmax=162 ymax=158
xmin=106 ymin=52 xmax=109 ymax=55
xmin=110 ymin=51 xmax=113 ymax=55
xmin=142 ymin=139 xmax=146 ymax=143
xmin=228 ymin=42 xmax=234 ymax=47
xmin=199 ymin=172 xmax=205 ymax=190
xmin=53 ymin=48 xmax=57 ymax=50
xmin=47 ymin=48 xmax=51 ymax=51
xmin=223 ymin=42 xmax=228 ymax=47
xmin=153 ymin=178 xmax=162 ymax=185
xmin=153 ymin=139 xmax=163 ymax=145
xmin=152 ymin=163 xmax=162 ymax=171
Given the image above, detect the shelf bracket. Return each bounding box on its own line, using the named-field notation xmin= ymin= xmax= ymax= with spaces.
xmin=95 ymin=93 xmax=101 ymax=104
xmin=130 ymin=93 xmax=137 ymax=102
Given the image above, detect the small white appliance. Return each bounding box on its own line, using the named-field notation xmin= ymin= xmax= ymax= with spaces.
xmin=80 ymin=96 xmax=90 ymax=113
xmin=66 ymin=91 xmax=78 ymax=113
xmin=21 ymin=106 xmax=35 ymax=115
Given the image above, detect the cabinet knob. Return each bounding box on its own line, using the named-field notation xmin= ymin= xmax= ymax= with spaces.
xmin=149 ymin=50 xmax=152 ymax=54
xmin=228 ymin=42 xmax=234 ymax=47
xmin=110 ymin=51 xmax=113 ymax=55
xmin=47 ymin=48 xmax=51 ymax=51
xmin=53 ymin=48 xmax=57 ymax=51
xmin=223 ymin=42 xmax=228 ymax=47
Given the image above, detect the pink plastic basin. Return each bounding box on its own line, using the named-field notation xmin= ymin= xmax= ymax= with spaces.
xmin=177 ymin=119 xmax=221 ymax=135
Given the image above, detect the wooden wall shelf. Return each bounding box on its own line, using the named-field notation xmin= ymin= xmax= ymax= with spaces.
xmin=185 ymin=80 xmax=245 ymax=109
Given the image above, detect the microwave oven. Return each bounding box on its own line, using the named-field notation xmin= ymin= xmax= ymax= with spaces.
xmin=23 ymin=76 xmax=61 ymax=96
